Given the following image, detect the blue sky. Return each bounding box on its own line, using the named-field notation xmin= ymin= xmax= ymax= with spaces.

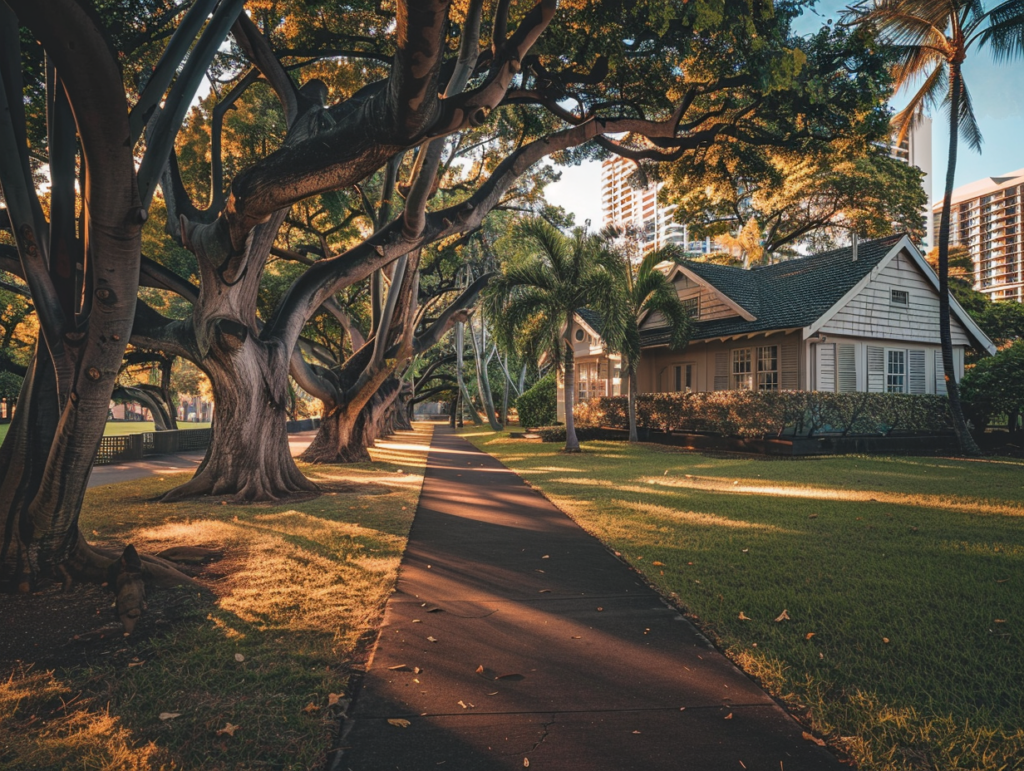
xmin=546 ymin=1 xmax=1024 ymax=226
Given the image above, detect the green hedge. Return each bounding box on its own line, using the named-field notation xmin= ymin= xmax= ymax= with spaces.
xmin=574 ymin=391 xmax=953 ymax=438
xmin=516 ymin=372 xmax=557 ymax=428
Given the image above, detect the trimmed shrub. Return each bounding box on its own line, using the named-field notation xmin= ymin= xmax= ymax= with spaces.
xmin=516 ymin=372 xmax=557 ymax=428
xmin=577 ymin=391 xmax=953 ymax=438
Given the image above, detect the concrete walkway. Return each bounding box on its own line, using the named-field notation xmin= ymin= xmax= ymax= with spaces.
xmin=86 ymin=431 xmax=318 ymax=487
xmin=338 ymin=427 xmax=842 ymax=770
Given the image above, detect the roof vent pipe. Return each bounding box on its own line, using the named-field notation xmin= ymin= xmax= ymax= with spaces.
xmin=851 ymin=231 xmax=859 ymax=262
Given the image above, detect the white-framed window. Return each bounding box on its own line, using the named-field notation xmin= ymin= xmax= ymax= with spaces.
xmin=891 ymin=289 xmax=909 ymax=307
xmin=886 ymin=349 xmax=906 ymax=392
xmin=757 ymin=345 xmax=779 ymax=391
xmin=732 ymin=348 xmax=753 ymax=390
xmin=672 ymin=363 xmax=694 ymax=393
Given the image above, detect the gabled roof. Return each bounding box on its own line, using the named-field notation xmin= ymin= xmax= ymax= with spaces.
xmin=641 ymin=235 xmax=903 ymax=345
xmin=640 ymin=234 xmax=996 ymax=354
xmin=575 ymin=308 xmax=604 ymax=337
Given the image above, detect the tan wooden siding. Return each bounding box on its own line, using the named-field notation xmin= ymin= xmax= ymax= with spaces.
xmin=642 ymin=274 xmax=742 ymax=329
xmin=819 ymin=250 xmax=971 ymax=345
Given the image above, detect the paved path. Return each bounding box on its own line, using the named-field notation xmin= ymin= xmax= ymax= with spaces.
xmin=86 ymin=431 xmax=318 ymax=488
xmin=338 ymin=428 xmax=842 ymax=770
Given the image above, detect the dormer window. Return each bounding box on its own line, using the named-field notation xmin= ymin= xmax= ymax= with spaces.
xmin=891 ymin=289 xmax=909 ymax=307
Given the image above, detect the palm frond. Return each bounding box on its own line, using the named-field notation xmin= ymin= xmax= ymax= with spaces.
xmin=975 ymin=0 xmax=1024 ymax=61
xmin=954 ymin=74 xmax=984 ymax=153
xmin=891 ymin=63 xmax=946 ymax=144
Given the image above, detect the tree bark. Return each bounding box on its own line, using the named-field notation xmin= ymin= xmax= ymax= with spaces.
xmin=162 ymin=333 xmax=316 ymax=501
xmin=628 ymin=367 xmax=639 ymax=443
xmin=563 ymin=321 xmax=580 ymax=453
xmin=938 ymin=63 xmax=982 ymax=457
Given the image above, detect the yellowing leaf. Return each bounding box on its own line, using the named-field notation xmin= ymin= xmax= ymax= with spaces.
xmin=652 ymin=561 xmax=664 ymax=566
xmin=774 ymin=610 xmax=791 ymax=622
xmin=805 ymin=632 xmax=816 ymax=640
xmin=302 ymin=703 xmax=319 ymax=714
xmin=388 ymin=719 xmax=411 ymax=728
xmin=328 ymin=693 xmax=344 ymax=706
xmin=738 ymin=612 xmax=751 ymax=621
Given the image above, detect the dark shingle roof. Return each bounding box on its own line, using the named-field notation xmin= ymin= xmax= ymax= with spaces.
xmin=640 ymin=235 xmax=905 ymax=346
xmin=576 ymin=308 xmax=604 ymax=336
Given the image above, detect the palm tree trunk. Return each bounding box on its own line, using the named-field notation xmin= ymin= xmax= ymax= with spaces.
xmin=563 ymin=321 xmax=581 ymax=452
xmin=628 ymin=367 xmax=639 ymax=443
xmin=939 ymin=63 xmax=982 ymax=457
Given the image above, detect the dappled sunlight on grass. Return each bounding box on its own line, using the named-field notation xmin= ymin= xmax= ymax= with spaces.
xmin=464 ymin=429 xmax=1024 ymax=771
xmin=615 ymin=499 xmax=798 ymax=532
xmin=646 ymin=475 xmax=1024 ymax=518
xmin=2 ymin=423 xmax=434 ymax=770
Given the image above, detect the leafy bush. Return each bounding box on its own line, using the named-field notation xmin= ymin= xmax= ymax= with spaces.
xmin=577 ymin=391 xmax=953 ymax=438
xmin=961 ymin=341 xmax=1024 ymax=431
xmin=516 ymin=372 xmax=556 ymax=428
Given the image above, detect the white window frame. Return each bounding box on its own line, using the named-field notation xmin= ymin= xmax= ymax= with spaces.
xmin=732 ymin=348 xmax=753 ymax=391
xmin=886 ymin=349 xmax=906 ymax=393
xmin=757 ymin=345 xmax=779 ymax=391
xmin=890 ymin=289 xmax=909 ymax=307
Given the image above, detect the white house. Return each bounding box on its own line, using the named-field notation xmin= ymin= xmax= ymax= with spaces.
xmin=557 ymin=235 xmax=996 ymax=419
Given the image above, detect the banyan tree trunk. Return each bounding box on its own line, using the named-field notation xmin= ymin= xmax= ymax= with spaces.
xmin=163 ymin=334 xmax=317 ymax=502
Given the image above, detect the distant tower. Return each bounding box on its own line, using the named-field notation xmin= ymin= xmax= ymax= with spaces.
xmin=600 ymin=157 xmax=701 ymax=255
xmin=890 ymin=116 xmax=934 ymax=250
xmin=937 ymin=169 xmax=1024 ymax=302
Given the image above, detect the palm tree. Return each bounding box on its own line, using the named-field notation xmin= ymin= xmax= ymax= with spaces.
xmin=485 ymin=220 xmax=622 ymax=452
xmin=852 ymin=0 xmax=1024 ymax=456
xmin=605 ymin=246 xmax=692 ymax=442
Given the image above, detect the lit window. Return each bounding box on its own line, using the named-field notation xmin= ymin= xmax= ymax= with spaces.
xmin=891 ymin=289 xmax=909 ymax=306
xmin=757 ymin=346 xmax=779 ymax=391
xmin=732 ymin=348 xmax=752 ymax=390
xmin=886 ymin=350 xmax=905 ymax=393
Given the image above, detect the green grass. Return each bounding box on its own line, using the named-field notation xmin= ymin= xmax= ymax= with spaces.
xmin=0 ymin=424 xmax=433 ymax=770
xmin=464 ymin=427 xmax=1024 ymax=771
xmin=0 ymin=421 xmax=211 ymax=444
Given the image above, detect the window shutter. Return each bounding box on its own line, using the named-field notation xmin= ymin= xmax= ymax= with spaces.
xmin=714 ymin=351 xmax=729 ymax=391
xmin=837 ymin=344 xmax=858 ymax=393
xmin=781 ymin=342 xmax=799 ymax=390
xmin=867 ymin=346 xmax=885 ymax=393
xmin=816 ymin=343 xmax=835 ymax=392
xmin=908 ymin=350 xmax=926 ymax=394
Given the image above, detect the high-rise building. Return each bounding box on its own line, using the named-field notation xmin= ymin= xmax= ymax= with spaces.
xmin=890 ymin=116 xmax=934 ymax=249
xmin=935 ymin=169 xmax=1024 ymax=301
xmin=600 ymin=157 xmax=716 ymax=256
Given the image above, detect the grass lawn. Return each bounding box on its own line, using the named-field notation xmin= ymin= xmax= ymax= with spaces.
xmin=464 ymin=427 xmax=1024 ymax=771
xmin=0 ymin=421 xmax=212 ymax=444
xmin=0 ymin=423 xmax=433 ymax=770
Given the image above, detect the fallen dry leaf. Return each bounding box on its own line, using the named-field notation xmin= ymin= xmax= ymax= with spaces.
xmin=882 ymin=637 xmax=890 ymax=644
xmin=994 ymin=619 xmax=1006 ymax=624
xmin=652 ymin=561 xmax=664 ymax=566
xmin=774 ymin=610 xmax=791 ymax=622
xmin=427 ymin=636 xmax=438 ymax=643
xmin=523 ymin=758 xmax=530 ymax=768
xmin=802 ymin=732 xmax=826 ymax=747
xmin=128 ymin=661 xmax=145 ymax=668
xmin=542 ymin=555 xmax=550 ymax=559
xmin=388 ymin=719 xmax=411 ymax=728
xmin=234 ymin=653 xmax=245 ymax=663
xmin=302 ymin=703 xmax=319 ymax=714
xmin=458 ymin=700 xmax=469 ymax=709
xmin=809 ymin=513 xmax=818 ymax=519
xmin=597 ymin=607 xmax=604 ymax=612
xmin=158 ymin=712 xmax=181 ymax=721
xmin=724 ymin=713 xmax=733 ymax=720
xmin=328 ymin=693 xmax=344 ymax=707
xmin=805 ymin=632 xmax=816 ymax=640
xmin=738 ymin=612 xmax=751 ymax=621
xmin=741 ymin=549 xmax=749 ymax=554
xmin=538 ymin=589 xmax=551 ymax=593
xmin=216 ymin=723 xmax=239 ymax=737
xmin=389 ymin=664 xmax=410 ymax=671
